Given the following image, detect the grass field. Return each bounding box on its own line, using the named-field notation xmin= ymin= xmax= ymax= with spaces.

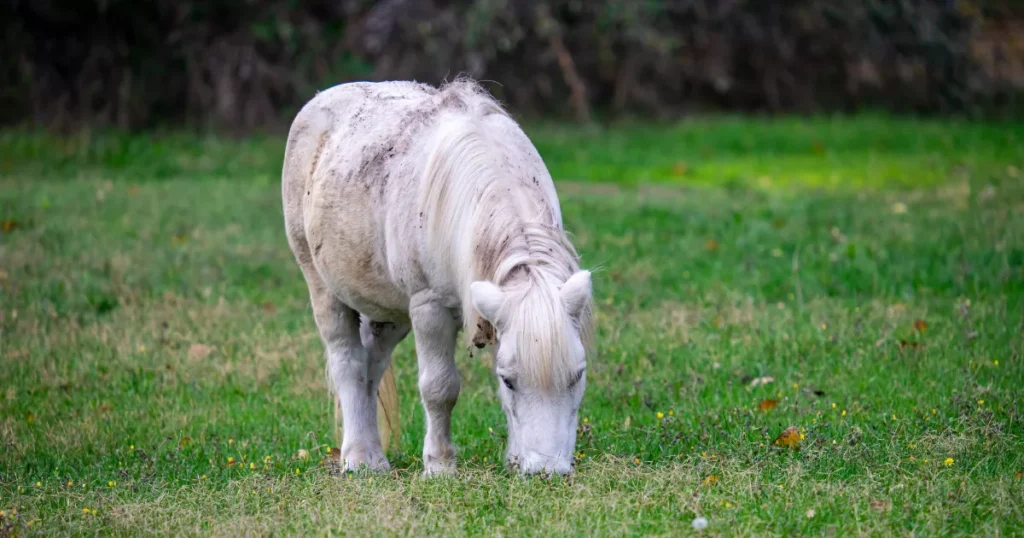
xmin=1 ymin=116 xmax=1023 ymax=536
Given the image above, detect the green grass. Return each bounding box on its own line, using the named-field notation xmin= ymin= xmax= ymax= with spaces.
xmin=1 ymin=116 xmax=1023 ymax=536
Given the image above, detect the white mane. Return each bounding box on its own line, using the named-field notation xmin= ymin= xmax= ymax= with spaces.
xmin=418 ymin=81 xmax=593 ymax=389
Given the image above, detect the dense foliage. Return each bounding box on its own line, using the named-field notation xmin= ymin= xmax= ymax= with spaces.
xmin=3 ymin=0 xmax=1022 ymax=128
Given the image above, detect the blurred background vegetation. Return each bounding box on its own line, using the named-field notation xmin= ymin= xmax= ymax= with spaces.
xmin=3 ymin=0 xmax=1024 ymax=131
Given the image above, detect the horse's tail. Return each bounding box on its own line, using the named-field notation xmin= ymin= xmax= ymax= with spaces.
xmin=376 ymin=364 xmax=401 ymax=452
xmin=331 ymin=364 xmax=401 ymax=454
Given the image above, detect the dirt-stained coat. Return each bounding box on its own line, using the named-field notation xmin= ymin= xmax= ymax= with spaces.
xmin=283 ymin=80 xmax=564 ymax=325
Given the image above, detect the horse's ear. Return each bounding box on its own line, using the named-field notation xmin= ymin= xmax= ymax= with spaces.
xmin=560 ymin=270 xmax=591 ymax=318
xmin=470 ymin=281 xmax=505 ymax=324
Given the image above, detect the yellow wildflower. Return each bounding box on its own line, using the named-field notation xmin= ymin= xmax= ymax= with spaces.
xmin=249 ymin=462 xmax=255 ymax=470
xmin=656 ymin=412 xmax=664 ymax=420
xmin=108 ymin=481 xmax=116 ymax=487
xmin=944 ymin=458 xmax=954 ymax=467
xmin=841 ymin=410 xmax=847 ymax=416
xmin=832 ymin=403 xmax=836 ymax=409
xmin=227 ymin=457 xmax=235 ymax=464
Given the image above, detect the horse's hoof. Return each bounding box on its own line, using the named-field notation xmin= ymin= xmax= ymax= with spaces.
xmin=340 ymin=445 xmax=390 ymax=473
xmin=422 ymin=457 xmax=456 ymax=477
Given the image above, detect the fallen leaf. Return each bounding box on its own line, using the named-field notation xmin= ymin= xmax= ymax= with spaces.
xmin=806 ymin=509 xmax=816 ymax=518
xmin=750 ymin=376 xmax=774 ymax=387
xmin=899 ymin=340 xmax=920 ymax=350
xmin=1 ymin=219 xmax=19 ymax=233
xmin=914 ymin=319 xmax=927 ymax=333
xmin=623 ymin=416 xmax=631 ymax=430
xmin=758 ymin=399 xmax=779 ymax=412
xmin=869 ymin=499 xmax=891 ymax=512
xmin=703 ymin=474 xmax=719 ymax=486
xmin=321 ymin=447 xmax=343 ymax=472
xmin=891 ymin=202 xmax=908 ymax=214
xmin=705 ymin=238 xmax=719 ymax=252
xmin=260 ymin=302 xmax=277 ymax=314
xmin=1015 ymin=471 xmax=1022 ymax=480
xmin=179 ymin=437 xmax=191 ymax=447
xmin=188 ymin=344 xmax=212 ymax=360
xmin=297 ymin=449 xmax=309 ymax=459
xmin=772 ymin=426 xmax=801 ymax=449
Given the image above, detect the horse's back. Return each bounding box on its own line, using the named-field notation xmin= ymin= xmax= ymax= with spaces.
xmin=283 ymin=81 xmax=441 ymax=321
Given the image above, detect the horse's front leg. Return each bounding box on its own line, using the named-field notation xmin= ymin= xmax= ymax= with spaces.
xmin=303 ymin=274 xmax=389 ymax=471
xmin=409 ymin=293 xmax=460 ymax=476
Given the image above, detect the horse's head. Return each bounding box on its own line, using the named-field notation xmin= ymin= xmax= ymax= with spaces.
xmin=471 ymin=269 xmax=592 ymax=475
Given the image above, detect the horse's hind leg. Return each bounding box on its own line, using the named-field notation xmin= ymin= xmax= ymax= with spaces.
xmin=301 ymin=271 xmax=390 ymax=470
xmin=359 ymin=317 xmax=410 ymax=385
xmin=359 ymin=316 xmax=410 ymax=444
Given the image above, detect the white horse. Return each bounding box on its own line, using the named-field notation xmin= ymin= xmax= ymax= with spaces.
xmin=282 ymin=79 xmax=593 ymax=475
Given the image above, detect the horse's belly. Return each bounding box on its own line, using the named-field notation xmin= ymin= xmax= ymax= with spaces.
xmin=305 ymin=180 xmax=409 ymax=322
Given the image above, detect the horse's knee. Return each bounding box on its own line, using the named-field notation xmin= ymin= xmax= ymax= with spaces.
xmin=418 ymin=367 xmax=460 ymax=407
xmin=326 ymin=345 xmax=371 ymax=387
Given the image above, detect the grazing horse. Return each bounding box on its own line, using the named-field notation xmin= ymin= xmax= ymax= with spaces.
xmin=282 ymin=79 xmax=593 ymax=475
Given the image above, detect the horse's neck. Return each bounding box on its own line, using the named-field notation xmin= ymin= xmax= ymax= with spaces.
xmin=469 ymin=190 xmax=562 ymax=285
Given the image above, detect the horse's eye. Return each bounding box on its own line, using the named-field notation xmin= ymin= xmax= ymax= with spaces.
xmin=501 ymin=376 xmax=516 ymax=391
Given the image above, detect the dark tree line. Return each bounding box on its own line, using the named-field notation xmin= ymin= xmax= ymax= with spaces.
xmin=3 ymin=0 xmax=1022 ymax=130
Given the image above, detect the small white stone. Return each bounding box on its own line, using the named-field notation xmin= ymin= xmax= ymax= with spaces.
xmin=692 ymin=517 xmax=708 ymax=530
